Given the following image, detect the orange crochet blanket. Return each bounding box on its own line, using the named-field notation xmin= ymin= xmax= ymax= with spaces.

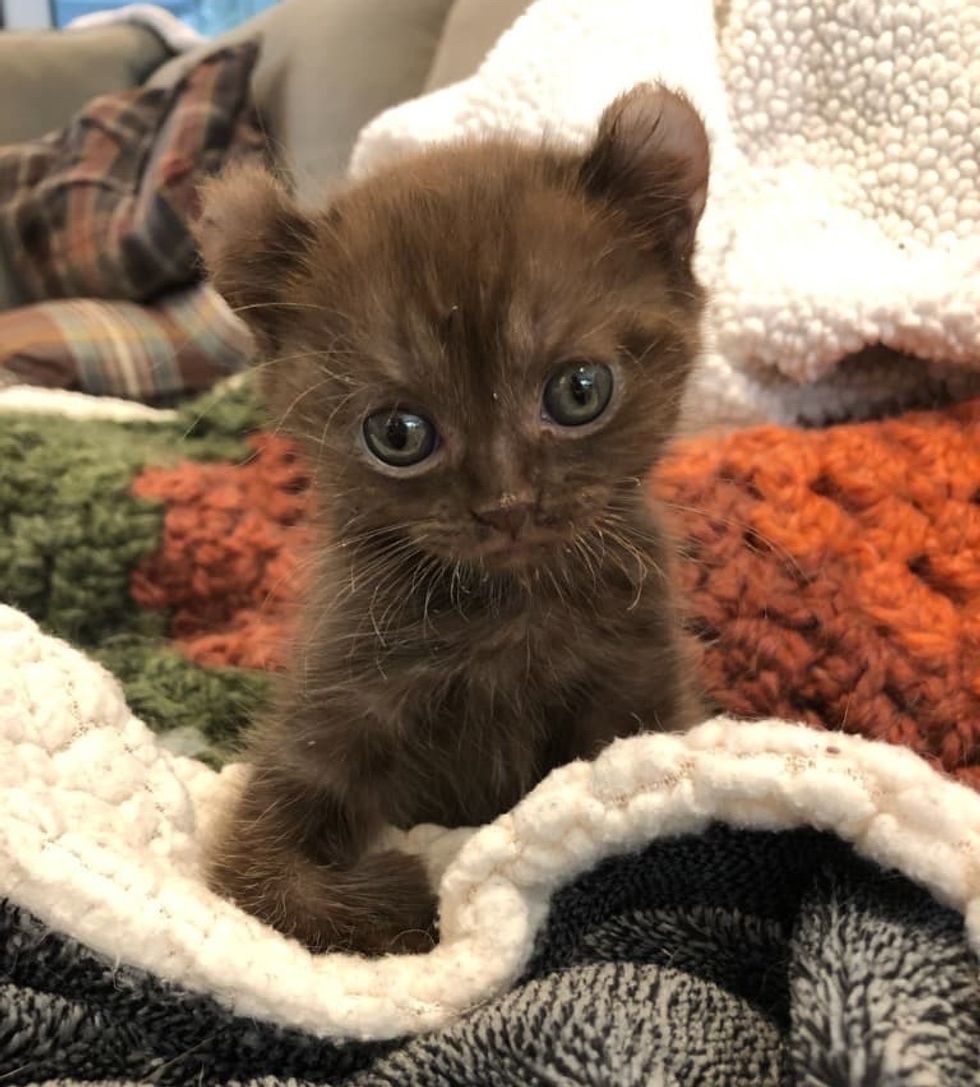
xmin=125 ymin=397 xmax=980 ymax=789
xmin=660 ymin=400 xmax=980 ymax=789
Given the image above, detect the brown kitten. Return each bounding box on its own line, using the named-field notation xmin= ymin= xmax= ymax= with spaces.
xmin=198 ymin=84 xmax=709 ymax=956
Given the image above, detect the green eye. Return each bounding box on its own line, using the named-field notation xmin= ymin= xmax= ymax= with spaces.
xmin=363 ymin=409 xmax=437 ymax=467
xmin=543 ymin=361 xmax=614 ymax=426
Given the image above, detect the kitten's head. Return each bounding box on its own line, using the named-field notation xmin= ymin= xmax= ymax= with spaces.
xmin=199 ymin=84 xmax=709 ymax=570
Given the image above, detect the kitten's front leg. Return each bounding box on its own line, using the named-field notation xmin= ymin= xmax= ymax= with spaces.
xmin=206 ymin=749 xmax=436 ymax=956
xmin=563 ymin=657 xmax=706 ymax=763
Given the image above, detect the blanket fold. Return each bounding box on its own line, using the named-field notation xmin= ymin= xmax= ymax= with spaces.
xmin=3 ymin=827 xmax=978 ymax=1085
xmin=351 ymin=0 xmax=980 ymax=427
xmin=1 ymin=602 xmax=979 ymax=1052
xmin=3 ymin=2 xmax=980 ymax=1074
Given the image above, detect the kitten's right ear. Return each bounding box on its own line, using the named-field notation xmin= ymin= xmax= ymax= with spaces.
xmin=196 ymin=163 xmax=315 ymax=349
xmin=580 ymin=83 xmax=709 ymax=267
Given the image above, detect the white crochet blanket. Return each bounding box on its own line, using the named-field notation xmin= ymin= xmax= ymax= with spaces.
xmin=2 ymin=603 xmax=978 ymax=1042
xmin=351 ymin=0 xmax=980 ymax=428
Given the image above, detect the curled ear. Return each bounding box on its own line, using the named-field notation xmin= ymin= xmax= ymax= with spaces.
xmin=196 ymin=162 xmax=316 ymax=349
xmin=581 ymin=83 xmax=709 ymax=265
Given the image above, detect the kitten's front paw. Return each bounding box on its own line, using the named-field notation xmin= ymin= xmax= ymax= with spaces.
xmin=343 ymin=850 xmax=438 ymax=957
xmin=352 ymin=917 xmax=437 ymax=957
xmin=308 ymin=849 xmax=438 ymax=957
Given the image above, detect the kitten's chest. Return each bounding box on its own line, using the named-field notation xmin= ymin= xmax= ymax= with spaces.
xmin=364 ymin=605 xmax=596 ymax=825
xmin=413 ymin=599 xmax=594 ymax=694
xmin=353 ymin=607 xmax=588 ymax=736
xmin=391 ymin=654 xmax=580 ymax=826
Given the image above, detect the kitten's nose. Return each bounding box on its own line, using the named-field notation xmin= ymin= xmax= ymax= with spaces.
xmin=473 ymin=500 xmax=534 ymax=539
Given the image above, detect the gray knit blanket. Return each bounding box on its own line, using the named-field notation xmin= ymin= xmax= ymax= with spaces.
xmin=3 ymin=826 xmax=978 ymax=1086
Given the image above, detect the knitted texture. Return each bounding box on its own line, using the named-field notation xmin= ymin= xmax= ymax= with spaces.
xmin=95 ymin=637 xmax=269 ymax=759
xmin=350 ymin=0 xmax=980 ymax=428
xmin=1 ymin=377 xmax=977 ymax=782
xmin=656 ymin=398 xmax=980 ymax=790
xmin=132 ymin=432 xmax=311 ymax=670
xmin=0 ymin=412 xmax=168 ymax=645
xmin=0 ymin=379 xmax=271 ymax=761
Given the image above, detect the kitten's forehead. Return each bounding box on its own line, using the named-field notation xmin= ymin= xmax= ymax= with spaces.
xmin=323 ymin=143 xmax=661 ymax=397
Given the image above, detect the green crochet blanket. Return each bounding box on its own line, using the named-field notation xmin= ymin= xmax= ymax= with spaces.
xmin=0 ymin=382 xmax=274 ymax=765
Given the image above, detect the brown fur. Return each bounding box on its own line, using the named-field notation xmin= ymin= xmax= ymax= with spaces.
xmin=199 ymin=85 xmax=710 ymax=955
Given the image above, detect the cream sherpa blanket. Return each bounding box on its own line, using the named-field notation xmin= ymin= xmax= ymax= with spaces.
xmin=351 ymin=0 xmax=980 ymax=427
xmin=2 ymin=602 xmax=979 ymax=1045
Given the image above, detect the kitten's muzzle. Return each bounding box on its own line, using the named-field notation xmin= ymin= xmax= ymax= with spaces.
xmin=468 ymin=499 xmax=564 ymax=565
xmin=471 ymin=500 xmax=535 ymax=540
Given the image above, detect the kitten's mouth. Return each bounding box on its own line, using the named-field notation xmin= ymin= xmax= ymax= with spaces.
xmin=466 ymin=529 xmax=564 ymax=567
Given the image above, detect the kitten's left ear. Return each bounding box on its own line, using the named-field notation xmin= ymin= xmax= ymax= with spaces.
xmin=196 ymin=163 xmax=316 ymax=351
xmin=580 ymin=83 xmax=709 ymax=265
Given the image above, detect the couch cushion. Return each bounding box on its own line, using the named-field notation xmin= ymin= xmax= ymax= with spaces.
xmin=0 ymin=42 xmax=262 ymax=308
xmin=0 ymin=24 xmax=171 ymax=146
xmin=423 ymin=0 xmax=530 ymax=92
xmin=148 ymin=0 xmax=455 ymax=204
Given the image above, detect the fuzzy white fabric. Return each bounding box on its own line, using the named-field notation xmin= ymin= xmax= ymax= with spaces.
xmin=0 ymin=384 xmax=176 ymax=422
xmin=1 ymin=603 xmax=978 ymax=1042
xmin=351 ymin=0 xmax=980 ymax=428
xmin=68 ymin=3 xmax=205 ymax=52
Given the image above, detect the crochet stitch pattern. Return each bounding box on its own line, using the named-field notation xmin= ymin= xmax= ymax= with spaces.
xmin=129 ymin=396 xmax=980 ymax=785
xmin=0 ymin=381 xmax=272 ymax=761
xmin=1 ymin=381 xmax=977 ymax=785
xmin=655 ymin=399 xmax=980 ymax=789
xmin=132 ymin=431 xmax=311 ymax=671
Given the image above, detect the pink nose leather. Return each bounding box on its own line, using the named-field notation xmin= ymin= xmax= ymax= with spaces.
xmin=473 ymin=502 xmax=534 ymax=538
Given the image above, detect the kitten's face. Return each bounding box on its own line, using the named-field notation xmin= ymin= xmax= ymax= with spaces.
xmin=200 ymin=86 xmax=709 ymax=572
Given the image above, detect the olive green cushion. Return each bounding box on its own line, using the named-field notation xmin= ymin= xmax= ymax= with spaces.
xmin=423 ymin=0 xmax=530 ymax=92
xmin=0 ymin=24 xmax=171 ymax=145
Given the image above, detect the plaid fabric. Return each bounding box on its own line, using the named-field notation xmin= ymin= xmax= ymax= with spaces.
xmin=0 ymin=42 xmax=263 ymax=305
xmin=0 ymin=285 xmax=254 ymax=402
